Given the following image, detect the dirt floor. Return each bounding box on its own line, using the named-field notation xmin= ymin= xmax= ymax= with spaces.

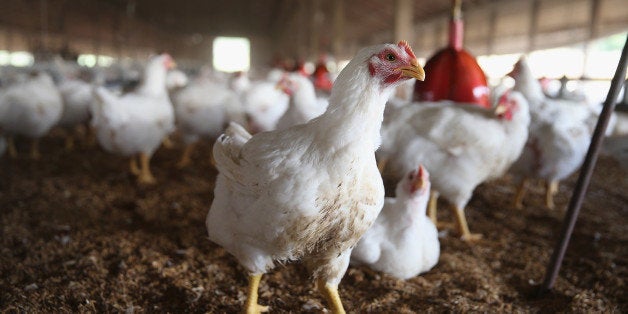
xmin=1 ymin=131 xmax=626 ymax=313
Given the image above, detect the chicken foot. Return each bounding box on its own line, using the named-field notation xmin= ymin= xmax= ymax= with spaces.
xmin=452 ymin=205 xmax=482 ymax=242
xmin=177 ymin=142 xmax=196 ymax=169
xmin=7 ymin=137 xmax=18 ymax=158
xmin=137 ymin=152 xmax=156 ymax=184
xmin=317 ymin=278 xmax=346 ymax=314
xmin=428 ymin=191 xmax=439 ymax=225
xmin=513 ymin=178 xmax=529 ymax=209
xmin=376 ymin=158 xmax=388 ymax=174
xmin=30 ymin=139 xmax=41 ymax=160
xmin=545 ymin=180 xmax=559 ymax=209
xmin=428 ymin=191 xmax=455 ymax=229
xmin=64 ymin=133 xmax=75 ymax=151
xmin=129 ymin=156 xmax=140 ymax=176
xmin=244 ymin=274 xmax=269 ymax=314
xmin=161 ymin=136 xmax=175 ymax=149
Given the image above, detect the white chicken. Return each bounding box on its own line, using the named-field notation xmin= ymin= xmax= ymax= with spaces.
xmin=57 ymin=78 xmax=94 ymax=149
xmin=241 ymin=80 xmax=290 ymax=133
xmin=229 ymin=71 xmax=251 ymax=94
xmin=378 ymin=91 xmax=530 ymax=241
xmin=0 ymin=71 xmax=63 ymax=159
xmin=172 ymin=77 xmax=245 ymax=168
xmin=165 ymin=69 xmax=189 ymax=92
xmin=275 ymin=73 xmax=329 ymax=130
xmin=508 ymin=56 xmax=598 ymax=209
xmin=91 ymin=54 xmax=176 ymax=184
xmin=206 ymin=41 xmax=425 ymax=313
xmin=351 ymin=165 xmax=439 ymax=280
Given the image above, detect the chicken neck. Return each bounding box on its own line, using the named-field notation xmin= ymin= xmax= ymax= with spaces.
xmin=137 ymin=63 xmax=168 ymax=97
xmin=312 ymin=65 xmax=394 ymax=151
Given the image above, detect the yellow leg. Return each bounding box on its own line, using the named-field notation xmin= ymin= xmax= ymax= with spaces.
xmin=64 ymin=134 xmax=75 ymax=151
xmin=317 ymin=279 xmax=346 ymax=314
xmin=452 ymin=205 xmax=482 ymax=242
xmin=513 ymin=178 xmax=528 ymax=209
xmin=162 ymin=136 xmax=174 ymax=149
xmin=376 ymin=158 xmax=388 ymax=174
xmin=244 ymin=274 xmax=269 ymax=314
xmin=30 ymin=139 xmax=41 ymax=160
xmin=428 ymin=191 xmax=439 ymax=225
xmin=137 ymin=152 xmax=156 ymax=184
xmin=545 ymin=180 xmax=559 ymax=210
xmin=210 ymin=148 xmax=217 ymax=167
xmin=129 ymin=156 xmax=140 ymax=176
xmin=176 ymin=143 xmax=196 ymax=169
xmin=7 ymin=136 xmax=17 ymax=158
xmin=85 ymin=125 xmax=97 ymax=147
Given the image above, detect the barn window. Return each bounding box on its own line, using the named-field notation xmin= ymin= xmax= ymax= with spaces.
xmin=213 ymin=37 xmax=250 ymax=72
xmin=9 ymin=51 xmax=34 ymax=67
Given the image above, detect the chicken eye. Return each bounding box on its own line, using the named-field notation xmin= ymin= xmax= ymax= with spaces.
xmin=385 ymin=53 xmax=396 ymax=61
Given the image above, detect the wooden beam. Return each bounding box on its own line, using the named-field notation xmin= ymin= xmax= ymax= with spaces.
xmin=332 ymin=0 xmax=345 ymax=58
xmin=394 ymin=0 xmax=414 ymax=43
xmin=309 ymin=0 xmax=321 ymax=60
xmin=527 ymin=0 xmax=540 ymax=52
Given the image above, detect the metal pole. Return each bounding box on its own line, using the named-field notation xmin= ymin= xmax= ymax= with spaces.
xmin=539 ymin=35 xmax=628 ymax=294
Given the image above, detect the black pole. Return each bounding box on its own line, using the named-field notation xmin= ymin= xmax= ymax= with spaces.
xmin=539 ymin=35 xmax=628 ymax=294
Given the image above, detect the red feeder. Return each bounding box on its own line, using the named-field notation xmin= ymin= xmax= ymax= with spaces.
xmin=313 ymin=54 xmax=333 ymax=92
xmin=413 ymin=0 xmax=490 ymax=108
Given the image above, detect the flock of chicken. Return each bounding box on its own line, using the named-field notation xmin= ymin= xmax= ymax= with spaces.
xmin=0 ymin=41 xmax=616 ymax=313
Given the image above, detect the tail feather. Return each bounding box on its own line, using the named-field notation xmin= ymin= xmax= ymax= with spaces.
xmin=213 ymin=122 xmax=252 ymax=181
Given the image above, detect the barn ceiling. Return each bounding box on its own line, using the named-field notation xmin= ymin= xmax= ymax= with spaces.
xmin=0 ymin=0 xmax=626 ymax=66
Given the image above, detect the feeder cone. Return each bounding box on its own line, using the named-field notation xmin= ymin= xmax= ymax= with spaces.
xmin=413 ymin=0 xmax=490 ymax=108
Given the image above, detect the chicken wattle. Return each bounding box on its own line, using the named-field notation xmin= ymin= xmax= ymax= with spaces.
xmin=206 ymin=41 xmax=425 ymax=314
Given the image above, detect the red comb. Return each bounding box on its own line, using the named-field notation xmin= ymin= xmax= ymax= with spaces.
xmin=398 ymin=40 xmax=417 ymax=59
xmin=418 ymin=164 xmax=425 ymax=177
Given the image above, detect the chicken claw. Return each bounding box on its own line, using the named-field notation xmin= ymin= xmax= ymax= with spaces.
xmin=317 ymin=279 xmax=346 ymax=314
xmin=137 ymin=152 xmax=156 ymax=185
xmin=176 ymin=143 xmax=195 ymax=169
xmin=545 ymin=180 xmax=558 ymax=210
xmin=244 ymin=274 xmax=269 ymax=314
xmin=513 ymin=178 xmax=528 ymax=209
xmin=30 ymin=139 xmax=41 ymax=160
xmin=452 ymin=205 xmax=482 ymax=242
xmin=461 ymin=233 xmax=483 ymax=242
xmin=7 ymin=137 xmax=18 ymax=158
xmin=129 ymin=156 xmax=140 ymax=176
xmin=428 ymin=191 xmax=439 ymax=224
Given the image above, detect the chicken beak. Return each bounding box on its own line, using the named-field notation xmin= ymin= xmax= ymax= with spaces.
xmin=167 ymin=59 xmax=177 ymax=70
xmin=275 ymin=80 xmax=291 ymax=95
xmin=399 ymin=58 xmax=425 ymax=81
xmin=412 ymin=165 xmax=427 ymax=191
xmin=494 ymin=103 xmax=508 ymax=116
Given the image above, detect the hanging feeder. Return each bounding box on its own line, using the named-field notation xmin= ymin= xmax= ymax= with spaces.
xmin=413 ymin=0 xmax=490 ymax=108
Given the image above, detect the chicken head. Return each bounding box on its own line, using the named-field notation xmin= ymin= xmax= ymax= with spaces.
xmin=368 ymin=41 xmax=425 ymax=85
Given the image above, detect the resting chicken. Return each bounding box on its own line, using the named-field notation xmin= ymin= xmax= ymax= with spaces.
xmin=351 ymin=165 xmax=439 ymax=280
xmin=206 ymin=41 xmax=425 ymax=313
